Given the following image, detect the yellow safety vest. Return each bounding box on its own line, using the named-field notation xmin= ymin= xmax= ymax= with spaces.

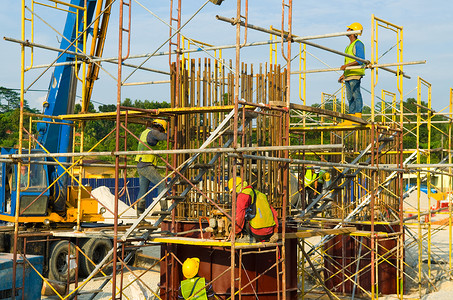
xmin=305 ymin=169 xmax=327 ymax=186
xmin=241 ymin=188 xmax=276 ymax=229
xmin=304 ymin=169 xmax=318 ymax=186
xmin=181 ymin=277 xmax=208 ymax=300
xmin=344 ymin=39 xmax=365 ymax=77
xmin=135 ymin=129 xmax=158 ymax=165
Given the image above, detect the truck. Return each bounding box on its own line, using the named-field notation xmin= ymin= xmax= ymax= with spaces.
xmin=0 ymin=0 xmax=113 ymax=283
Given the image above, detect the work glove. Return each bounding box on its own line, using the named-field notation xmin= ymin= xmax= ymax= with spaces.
xmin=269 ymin=232 xmax=279 ymax=243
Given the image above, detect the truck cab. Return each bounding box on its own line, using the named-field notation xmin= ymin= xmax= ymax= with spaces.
xmin=0 ymin=148 xmax=103 ymax=223
xmin=0 ymin=148 xmax=49 ymax=220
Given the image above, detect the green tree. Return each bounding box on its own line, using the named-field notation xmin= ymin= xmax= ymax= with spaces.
xmin=0 ymin=87 xmax=20 ymax=112
xmin=73 ymin=99 xmax=171 ymax=159
xmin=0 ymin=87 xmax=38 ymax=147
xmin=0 ymin=110 xmax=20 ymax=147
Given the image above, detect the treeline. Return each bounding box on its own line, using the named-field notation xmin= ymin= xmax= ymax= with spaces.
xmin=0 ymin=87 xmax=39 ymax=147
xmin=296 ymin=97 xmax=450 ymax=163
xmin=1 ymin=87 xmax=450 ymax=164
xmin=0 ymin=87 xmax=170 ymax=157
xmin=74 ymin=98 xmax=171 ymax=157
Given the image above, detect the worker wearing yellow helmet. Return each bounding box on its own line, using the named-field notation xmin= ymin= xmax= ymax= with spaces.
xmin=135 ymin=119 xmax=168 ymax=215
xmin=338 ymin=22 xmax=366 ymax=122
xmin=227 ymin=177 xmax=279 ymax=243
xmin=180 ymin=257 xmax=215 ymax=299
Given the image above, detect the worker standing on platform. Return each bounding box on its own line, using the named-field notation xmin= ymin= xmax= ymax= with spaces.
xmin=338 ymin=22 xmax=365 ymax=119
xmin=304 ymin=167 xmax=330 ymax=207
xmin=135 ymin=119 xmax=168 ymax=215
xmin=228 ymin=177 xmax=279 ymax=243
xmin=180 ymin=257 xmax=215 ymax=300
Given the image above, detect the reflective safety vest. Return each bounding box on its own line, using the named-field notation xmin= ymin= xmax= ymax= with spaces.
xmin=181 ymin=277 xmax=208 ymax=300
xmin=241 ymin=188 xmax=276 ymax=229
xmin=305 ymin=169 xmax=327 ymax=186
xmin=135 ymin=129 xmax=158 ymax=165
xmin=344 ymin=39 xmax=365 ymax=77
xmin=304 ymin=169 xmax=318 ymax=186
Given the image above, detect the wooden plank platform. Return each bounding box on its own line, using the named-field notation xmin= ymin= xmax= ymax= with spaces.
xmin=290 ymin=103 xmax=368 ymax=124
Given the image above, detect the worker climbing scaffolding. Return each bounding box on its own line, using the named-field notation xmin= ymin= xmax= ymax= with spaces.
xmin=304 ymin=167 xmax=331 ymax=208
xmin=135 ymin=118 xmax=168 ymax=214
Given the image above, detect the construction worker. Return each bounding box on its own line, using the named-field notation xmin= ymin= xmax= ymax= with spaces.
xmin=19 ymin=165 xmax=29 ymax=188
xmin=228 ymin=177 xmax=279 ymax=243
xmin=180 ymin=257 xmax=214 ymax=300
xmin=304 ymin=167 xmax=330 ymax=207
xmin=135 ymin=119 xmax=168 ymax=214
xmin=338 ymin=22 xmax=366 ymax=123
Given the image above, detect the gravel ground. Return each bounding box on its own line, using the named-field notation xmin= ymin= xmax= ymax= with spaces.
xmin=42 ymin=245 xmax=162 ymax=299
xmin=41 ymin=226 xmax=453 ymax=299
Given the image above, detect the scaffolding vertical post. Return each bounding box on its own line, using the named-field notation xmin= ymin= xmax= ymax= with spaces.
xmin=112 ymin=0 xmax=129 ymax=296
xmin=370 ymin=124 xmax=376 ymax=299
xmin=397 ymin=128 xmax=404 ymax=299
xmin=416 ymin=76 xmax=422 ymax=298
xmin=299 ymin=43 xmax=306 ymax=130
xmin=397 ymin=23 xmax=404 ymax=128
xmin=371 ymin=16 xmax=404 ymax=124
xmin=426 ymin=79 xmax=432 ymax=281
xmin=169 ymin=1 xmax=182 ymax=296
xmin=230 ymin=0 xmax=242 ymax=298
xmin=282 ymin=1 xmax=292 ymax=299
xmin=370 ymin=15 xmax=377 ymax=122
xmin=449 ymin=88 xmax=453 ymax=274
xmin=396 ymin=87 xmax=405 ymax=299
xmin=76 ymin=2 xmax=88 ymax=231
xmin=381 ymin=90 xmax=386 ymax=124
xmin=12 ymin=1 xmax=28 ymax=298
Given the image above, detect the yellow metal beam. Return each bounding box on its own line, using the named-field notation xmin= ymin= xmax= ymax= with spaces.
xmin=291 ymin=124 xmax=370 ymax=132
xmin=60 ymin=105 xmax=244 ymax=121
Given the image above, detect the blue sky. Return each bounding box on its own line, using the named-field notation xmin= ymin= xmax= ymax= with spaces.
xmin=0 ymin=0 xmax=451 ymax=111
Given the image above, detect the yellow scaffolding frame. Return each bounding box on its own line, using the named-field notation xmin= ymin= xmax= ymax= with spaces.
xmin=7 ymin=2 xmax=453 ymax=300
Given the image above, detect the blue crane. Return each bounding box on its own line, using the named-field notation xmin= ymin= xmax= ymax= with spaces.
xmin=0 ymin=0 xmax=112 ymax=283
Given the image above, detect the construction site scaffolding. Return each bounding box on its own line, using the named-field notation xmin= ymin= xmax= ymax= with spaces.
xmin=4 ymin=1 xmax=453 ymax=300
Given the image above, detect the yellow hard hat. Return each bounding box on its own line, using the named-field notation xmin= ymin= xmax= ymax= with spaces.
xmin=347 ymin=22 xmax=363 ymax=35
xmin=152 ymin=119 xmax=168 ymax=133
xmin=182 ymin=257 xmax=200 ymax=279
xmin=227 ymin=177 xmax=248 ymax=193
xmin=324 ymin=172 xmax=331 ymax=181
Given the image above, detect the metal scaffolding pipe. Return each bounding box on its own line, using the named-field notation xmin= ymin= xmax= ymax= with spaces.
xmin=292 ymin=60 xmax=426 ymax=74
xmin=13 ymin=27 xmax=359 ymax=69
xmin=10 ymin=159 xmax=452 ymax=175
xmin=230 ymin=153 xmax=405 ymax=172
xmin=216 ymin=15 xmax=370 ymax=64
xmin=0 ymin=144 xmax=343 ymax=160
xmin=3 ymin=37 xmax=170 ymax=75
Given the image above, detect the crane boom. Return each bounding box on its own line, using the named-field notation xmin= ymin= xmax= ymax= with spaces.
xmin=36 ymin=0 xmax=99 ymax=213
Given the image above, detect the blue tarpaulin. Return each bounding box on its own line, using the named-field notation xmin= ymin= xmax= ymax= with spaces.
xmin=81 ymin=178 xmax=157 ymax=208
